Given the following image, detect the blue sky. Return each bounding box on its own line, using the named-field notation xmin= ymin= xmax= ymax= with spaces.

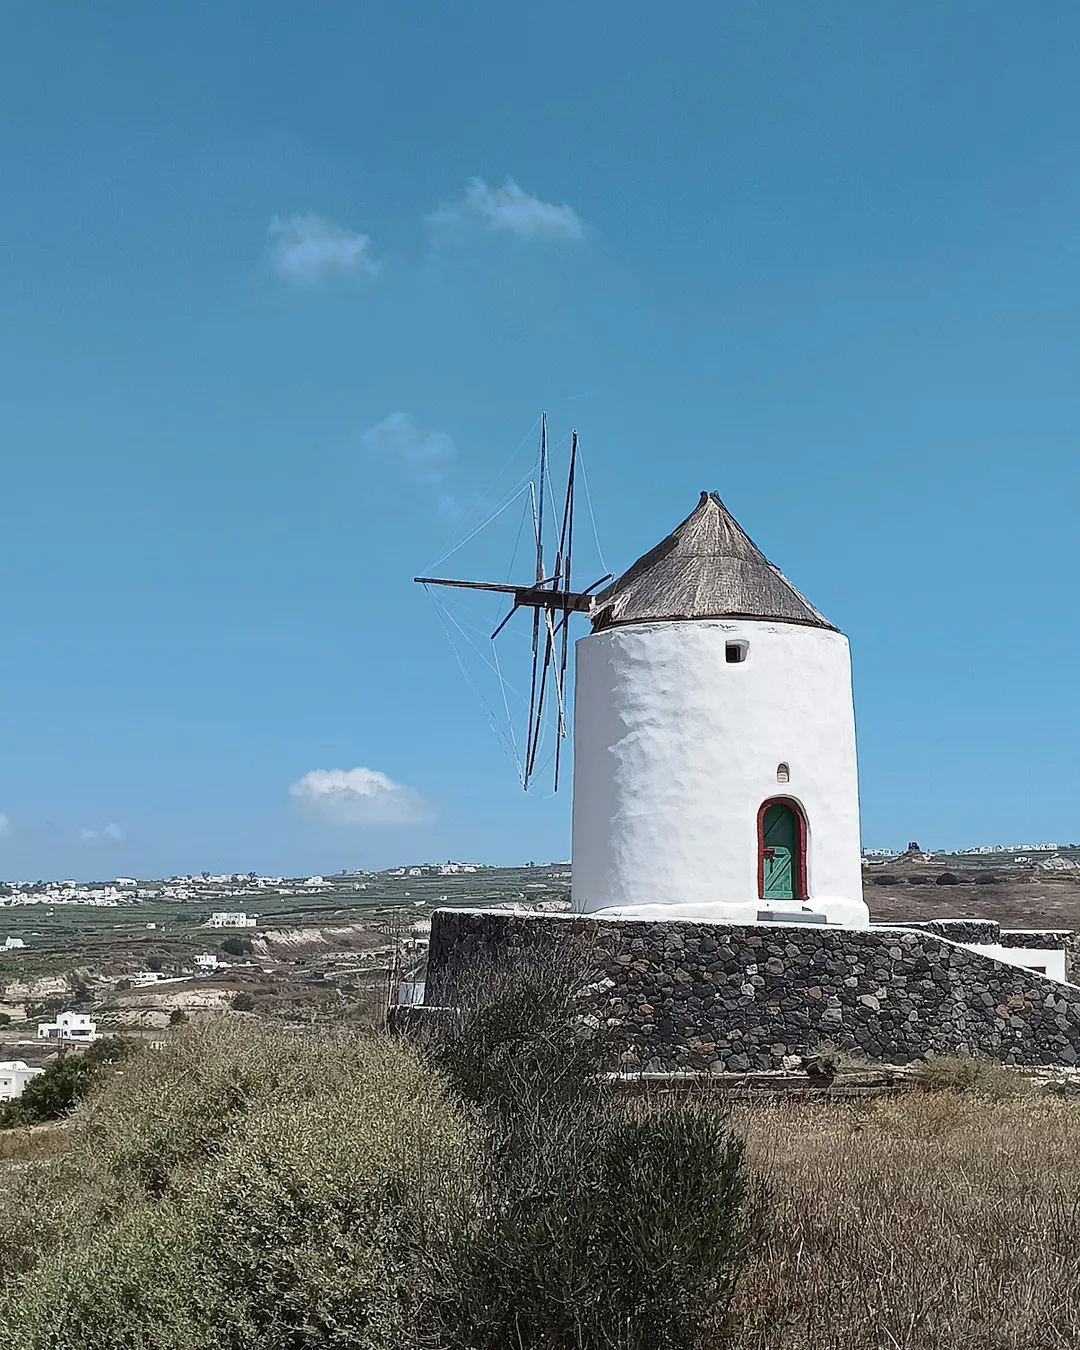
xmin=3 ymin=2 xmax=1080 ymax=879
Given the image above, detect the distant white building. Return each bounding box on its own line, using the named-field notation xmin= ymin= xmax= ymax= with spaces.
xmin=131 ymin=971 xmax=170 ymax=988
xmin=37 ymin=1011 xmax=97 ymax=1043
xmin=205 ymin=912 xmax=256 ymax=929
xmin=2 ymin=937 xmax=25 ymax=950
xmin=0 ymin=1061 xmax=44 ymax=1101
xmin=194 ymin=953 xmax=221 ymax=973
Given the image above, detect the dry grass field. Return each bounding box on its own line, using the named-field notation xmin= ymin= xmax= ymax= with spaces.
xmin=733 ymin=1084 xmax=1080 ymax=1350
xmin=865 ymin=857 xmax=1080 ymax=932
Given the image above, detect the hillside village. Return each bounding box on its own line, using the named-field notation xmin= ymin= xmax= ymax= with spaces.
xmin=0 ymin=861 xmax=488 ymax=910
xmin=0 ymin=862 xmax=572 ymax=1100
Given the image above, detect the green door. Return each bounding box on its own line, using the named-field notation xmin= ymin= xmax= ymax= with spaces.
xmin=762 ymin=802 xmax=799 ymax=901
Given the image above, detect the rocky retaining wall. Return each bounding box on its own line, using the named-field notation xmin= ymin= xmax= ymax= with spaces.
xmin=426 ymin=911 xmax=1080 ymax=1070
xmin=999 ymin=929 xmax=1071 ymax=950
xmin=900 ymin=918 xmax=1070 ymax=951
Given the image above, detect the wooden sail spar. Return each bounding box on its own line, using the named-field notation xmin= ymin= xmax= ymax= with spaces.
xmin=415 ymin=414 xmax=610 ymax=791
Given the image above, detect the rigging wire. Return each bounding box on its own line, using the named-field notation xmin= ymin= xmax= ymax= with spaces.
xmin=504 ymin=490 xmax=531 ymax=584
xmin=576 ymin=442 xmax=608 ymax=576
xmin=424 ymin=478 xmax=534 ymax=574
xmin=438 ymin=599 xmax=564 ymax=751
xmin=538 ymin=432 xmax=571 ymax=574
xmin=425 ymin=586 xmax=564 ymax=734
xmin=445 ymin=608 xmax=564 ymax=743
xmin=425 ymin=588 xmax=525 ymax=779
xmin=418 ymin=414 xmax=607 ymax=795
xmin=491 ymin=639 xmax=520 ymax=779
xmin=423 ymin=415 xmax=543 ymax=572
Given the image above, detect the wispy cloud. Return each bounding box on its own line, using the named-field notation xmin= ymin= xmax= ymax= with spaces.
xmin=362 ymin=412 xmax=461 ymax=520
xmin=289 ymin=768 xmax=432 ymax=826
xmin=79 ymin=822 xmax=126 ymax=845
xmin=269 ymin=213 xmax=382 ymax=283
xmin=0 ymin=814 xmax=10 ymax=838
xmin=430 ymin=178 xmax=585 ymax=242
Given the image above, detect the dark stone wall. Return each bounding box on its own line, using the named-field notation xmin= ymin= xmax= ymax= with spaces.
xmin=999 ymin=929 xmax=1070 ymax=950
xmin=1067 ymin=934 xmax=1080 ymax=984
xmin=900 ymin=919 xmax=1002 ymax=944
xmin=900 ymin=919 xmax=1070 ymax=950
xmin=426 ymin=910 xmax=1080 ymax=1069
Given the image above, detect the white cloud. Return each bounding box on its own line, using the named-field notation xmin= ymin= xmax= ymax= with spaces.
xmin=362 ymin=412 xmax=462 ymax=520
xmin=79 ymin=822 xmax=127 ymax=845
xmin=290 ymin=768 xmax=432 ymax=826
xmin=0 ymin=815 xmax=10 ymax=838
xmin=269 ymin=213 xmax=382 ymax=283
xmin=430 ymin=178 xmax=585 ymax=241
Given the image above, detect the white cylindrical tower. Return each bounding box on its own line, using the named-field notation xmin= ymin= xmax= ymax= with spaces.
xmin=571 ymin=492 xmax=867 ymax=927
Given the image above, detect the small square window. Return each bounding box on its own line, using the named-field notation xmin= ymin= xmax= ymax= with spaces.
xmin=725 ymin=642 xmax=747 ymax=664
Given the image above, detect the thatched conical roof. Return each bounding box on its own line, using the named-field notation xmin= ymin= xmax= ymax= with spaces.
xmin=590 ymin=492 xmax=835 ymax=632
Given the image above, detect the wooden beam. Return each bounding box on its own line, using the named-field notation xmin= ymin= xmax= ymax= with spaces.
xmin=415 ymin=577 xmax=593 ymax=613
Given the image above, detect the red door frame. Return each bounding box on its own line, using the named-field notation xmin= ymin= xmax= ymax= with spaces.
xmin=757 ymin=797 xmax=809 ymax=901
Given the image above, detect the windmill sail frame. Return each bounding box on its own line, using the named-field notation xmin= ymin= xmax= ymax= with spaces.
xmin=415 ymin=413 xmax=609 ymax=792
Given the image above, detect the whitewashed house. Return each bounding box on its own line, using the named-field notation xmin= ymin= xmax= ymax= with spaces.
xmin=205 ymin=911 xmax=257 ymax=929
xmin=37 ymin=1012 xmax=97 ymax=1043
xmin=2 ymin=937 xmax=25 ymax=950
xmin=0 ymin=1061 xmax=44 ymax=1101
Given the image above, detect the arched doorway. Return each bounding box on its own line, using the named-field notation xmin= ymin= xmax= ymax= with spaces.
xmin=758 ymin=798 xmax=808 ymax=901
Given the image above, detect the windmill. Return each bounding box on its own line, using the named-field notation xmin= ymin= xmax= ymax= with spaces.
xmin=415 ymin=414 xmax=611 ymax=791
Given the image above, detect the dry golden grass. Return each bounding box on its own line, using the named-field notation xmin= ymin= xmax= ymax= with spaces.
xmin=732 ymin=1089 xmax=1080 ymax=1350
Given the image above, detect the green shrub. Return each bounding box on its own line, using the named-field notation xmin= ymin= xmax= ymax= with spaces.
xmin=85 ymin=1037 xmax=136 ymax=1068
xmin=230 ymin=992 xmax=255 ymax=1013
xmin=429 ymin=930 xmax=609 ymax=1118
xmin=428 ymin=940 xmax=754 ymax=1349
xmin=0 ymin=1024 xmax=466 ymax=1350
xmin=440 ymin=1096 xmax=751 ymax=1350
xmin=220 ymin=937 xmax=253 ymax=958
xmin=0 ymin=998 xmax=755 ymax=1350
xmin=14 ymin=1057 xmax=99 ymax=1125
xmin=169 ymin=1009 xmax=188 ymax=1026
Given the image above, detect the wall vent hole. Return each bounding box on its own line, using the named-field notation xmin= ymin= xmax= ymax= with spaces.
xmin=776 ymin=763 xmax=790 ymax=783
xmin=725 ymin=642 xmax=748 ymax=664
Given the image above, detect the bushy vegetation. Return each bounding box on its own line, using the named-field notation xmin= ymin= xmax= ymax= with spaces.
xmin=0 ymin=946 xmax=755 ymax=1350
xmin=219 ymin=936 xmax=253 ymax=957
xmin=0 ymin=949 xmax=1076 ymax=1349
xmin=908 ymin=1051 xmax=1032 ymax=1099
xmin=0 ymin=1057 xmax=98 ymax=1128
xmin=428 ymin=937 xmax=753 ymax=1350
xmin=0 ymin=1025 xmax=464 ymax=1348
xmin=0 ymin=1039 xmax=135 ymax=1128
